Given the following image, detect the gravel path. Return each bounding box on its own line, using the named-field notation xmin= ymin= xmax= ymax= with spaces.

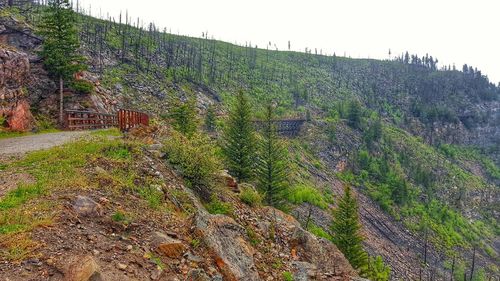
xmin=0 ymin=131 xmax=90 ymax=156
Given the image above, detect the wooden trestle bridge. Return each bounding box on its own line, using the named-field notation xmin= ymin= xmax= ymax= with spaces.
xmin=253 ymin=119 xmax=307 ymax=137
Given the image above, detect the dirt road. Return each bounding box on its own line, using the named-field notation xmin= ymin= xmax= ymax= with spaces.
xmin=0 ymin=131 xmax=90 ymax=156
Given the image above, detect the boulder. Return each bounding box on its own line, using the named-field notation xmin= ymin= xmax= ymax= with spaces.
xmin=62 ymin=255 xmax=99 ymax=281
xmin=151 ymin=231 xmax=186 ymax=258
xmin=290 ymin=222 xmax=355 ymax=278
xmin=187 ymin=269 xmax=211 ymax=281
xmin=194 ymin=210 xmax=260 ymax=281
xmin=218 ymin=170 xmax=239 ymax=193
xmin=292 ymin=261 xmax=317 ymax=281
xmin=264 ymin=207 xmax=357 ymax=279
xmin=72 ymin=196 xmax=103 ymax=217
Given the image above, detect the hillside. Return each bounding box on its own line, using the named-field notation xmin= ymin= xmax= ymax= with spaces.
xmin=0 ymin=3 xmax=499 ymax=281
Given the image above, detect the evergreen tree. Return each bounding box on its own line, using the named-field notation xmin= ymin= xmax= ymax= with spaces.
xmin=367 ymin=256 xmax=391 ymax=281
xmin=256 ymin=104 xmax=289 ymax=206
xmin=170 ymin=97 xmax=198 ymax=136
xmin=222 ymin=90 xmax=256 ymax=182
xmin=348 ymin=100 xmax=362 ymax=129
xmin=204 ymin=104 xmax=217 ymax=132
xmin=39 ymin=0 xmax=85 ymax=124
xmin=331 ymin=185 xmax=368 ymax=271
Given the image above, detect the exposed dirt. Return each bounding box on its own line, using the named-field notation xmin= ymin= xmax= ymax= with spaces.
xmin=0 ymin=170 xmax=34 ymax=198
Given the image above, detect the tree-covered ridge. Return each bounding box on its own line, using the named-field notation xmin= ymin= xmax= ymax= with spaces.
xmin=27 ymin=4 xmax=497 ymax=120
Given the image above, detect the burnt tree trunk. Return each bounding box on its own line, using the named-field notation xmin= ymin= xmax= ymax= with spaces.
xmin=59 ymin=76 xmax=64 ymax=125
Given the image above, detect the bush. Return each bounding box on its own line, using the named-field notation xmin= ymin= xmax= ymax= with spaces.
xmin=205 ymin=197 xmax=233 ymax=215
xmin=163 ymin=130 xmax=222 ymax=199
xmin=287 ymin=184 xmax=327 ymax=209
xmin=282 ymin=271 xmax=294 ymax=281
xmin=34 ymin=115 xmax=55 ymax=131
xmin=365 ymin=255 xmax=391 ymax=281
xmin=0 ymin=115 xmax=6 ymax=128
xmin=239 ymin=185 xmax=262 ymax=207
xmin=70 ymin=80 xmax=94 ymax=94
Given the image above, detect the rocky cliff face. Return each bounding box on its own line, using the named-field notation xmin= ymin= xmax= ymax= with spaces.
xmin=0 ymin=46 xmax=33 ymax=131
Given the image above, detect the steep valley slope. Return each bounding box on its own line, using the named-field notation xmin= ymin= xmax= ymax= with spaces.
xmin=0 ymin=4 xmax=499 ymax=281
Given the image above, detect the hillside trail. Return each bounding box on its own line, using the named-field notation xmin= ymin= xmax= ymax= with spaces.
xmin=0 ymin=131 xmax=90 ymax=157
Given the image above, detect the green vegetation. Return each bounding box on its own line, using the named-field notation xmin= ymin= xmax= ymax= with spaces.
xmin=144 ymin=252 xmax=166 ymax=270
xmin=0 ymin=137 xmax=132 ymax=261
xmin=288 ymin=184 xmax=327 ymax=228
xmin=239 ymin=186 xmax=263 ymax=207
xmin=282 ymin=271 xmax=294 ymax=281
xmin=439 ymin=144 xmax=500 ymax=180
xmin=111 ymin=210 xmax=132 ymax=225
xmin=204 ymin=104 xmax=217 ymax=132
xmin=39 ymin=0 xmax=86 ymax=123
xmin=70 ymin=79 xmax=94 ymax=94
xmin=205 ymin=197 xmax=233 ymax=215
xmin=222 ymin=90 xmax=256 ymax=182
xmin=137 ymin=186 xmax=164 ymax=210
xmin=90 ymin=128 xmax=122 ymax=137
xmin=330 ymin=185 xmax=368 ymax=271
xmin=256 ymin=104 xmax=289 ymax=207
xmin=366 ymin=255 xmax=391 ymax=281
xmin=162 ymin=130 xmax=222 ymax=199
xmin=169 ymin=97 xmax=198 ymax=137
xmin=0 ymin=128 xmax=60 ymax=140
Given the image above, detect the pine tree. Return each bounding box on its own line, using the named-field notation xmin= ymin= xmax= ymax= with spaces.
xmin=39 ymin=0 xmax=85 ymax=124
xmin=170 ymin=97 xmax=198 ymax=136
xmin=204 ymin=104 xmax=217 ymax=132
xmin=331 ymin=185 xmax=368 ymax=271
xmin=367 ymin=256 xmax=391 ymax=281
xmin=256 ymin=104 xmax=289 ymax=206
xmin=348 ymin=100 xmax=362 ymax=129
xmin=222 ymin=90 xmax=256 ymax=182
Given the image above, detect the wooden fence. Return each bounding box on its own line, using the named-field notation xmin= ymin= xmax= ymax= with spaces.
xmin=64 ymin=110 xmax=118 ymax=130
xmin=118 ymin=109 xmax=149 ymax=131
xmin=64 ymin=109 xmax=149 ymax=131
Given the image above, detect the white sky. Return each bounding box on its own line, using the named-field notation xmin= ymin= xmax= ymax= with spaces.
xmin=78 ymin=0 xmax=500 ymax=83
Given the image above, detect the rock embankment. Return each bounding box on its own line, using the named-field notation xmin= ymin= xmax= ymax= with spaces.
xmin=0 ymin=46 xmax=33 ymax=131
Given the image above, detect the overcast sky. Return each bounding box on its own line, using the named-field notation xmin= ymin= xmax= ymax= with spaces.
xmin=78 ymin=0 xmax=500 ymax=83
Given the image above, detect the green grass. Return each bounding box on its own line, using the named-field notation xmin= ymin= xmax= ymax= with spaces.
xmin=90 ymin=128 xmax=122 ymax=137
xmin=138 ymin=186 xmax=164 ymax=210
xmin=0 ymin=128 xmax=60 ymax=140
xmin=0 ymin=136 xmax=133 ymax=261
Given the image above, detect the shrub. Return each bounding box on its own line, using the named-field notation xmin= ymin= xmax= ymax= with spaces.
xmin=138 ymin=185 xmax=164 ymax=209
xmin=34 ymin=115 xmax=55 ymax=131
xmin=163 ymin=130 xmax=222 ymax=199
xmin=239 ymin=185 xmax=263 ymax=207
xmin=111 ymin=210 xmax=131 ymax=225
xmin=103 ymin=144 xmax=131 ymax=160
xmin=282 ymin=271 xmax=294 ymax=281
xmin=288 ymin=184 xmax=327 ymax=208
xmin=70 ymin=80 xmax=94 ymax=94
xmin=0 ymin=115 xmax=6 ymax=128
xmin=205 ymin=197 xmax=233 ymax=215
xmin=366 ymin=255 xmax=391 ymax=281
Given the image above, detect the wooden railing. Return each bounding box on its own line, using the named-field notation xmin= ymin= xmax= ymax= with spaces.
xmin=64 ymin=110 xmax=118 ymax=130
xmin=64 ymin=109 xmax=149 ymax=131
xmin=118 ymin=109 xmax=149 ymax=131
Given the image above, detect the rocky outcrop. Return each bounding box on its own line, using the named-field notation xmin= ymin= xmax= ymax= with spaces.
xmin=0 ymin=46 xmax=33 ymax=131
xmin=194 ymin=210 xmax=261 ymax=281
xmin=266 ymin=207 xmax=357 ymax=280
